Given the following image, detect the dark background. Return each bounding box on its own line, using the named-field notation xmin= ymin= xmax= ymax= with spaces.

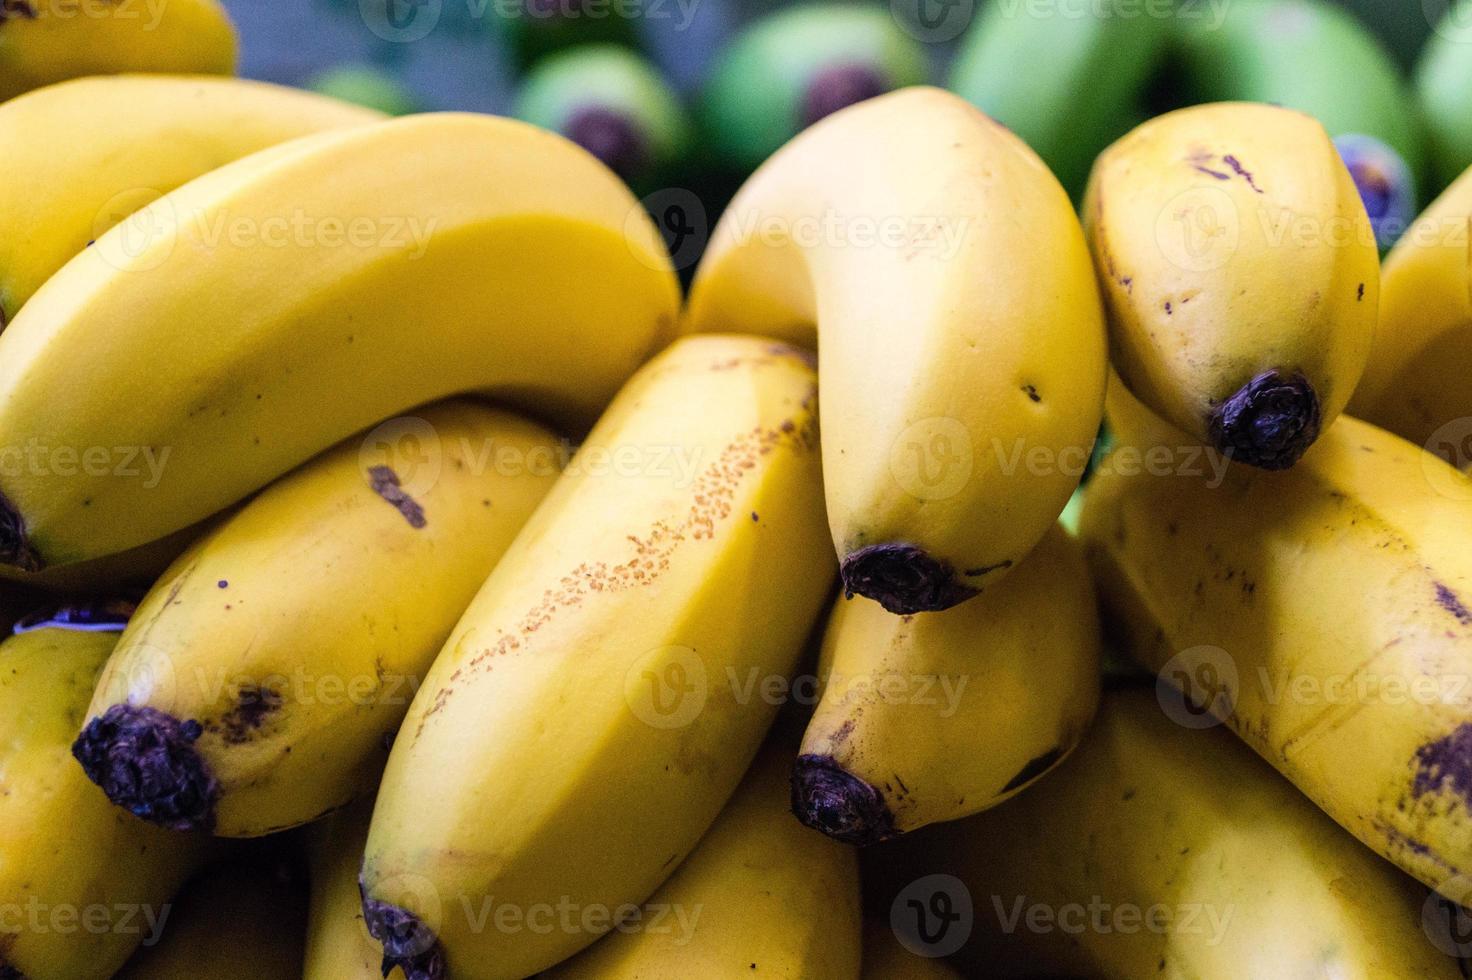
xmin=221 ymin=0 xmax=1435 ymax=112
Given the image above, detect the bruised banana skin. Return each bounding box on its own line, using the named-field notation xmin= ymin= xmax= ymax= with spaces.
xmin=0 ymin=74 xmax=382 ymax=323
xmin=792 ymin=524 xmax=1100 ymax=845
xmin=685 ymin=87 xmax=1106 ymax=615
xmin=1083 ymin=389 xmax=1472 ymax=895
xmin=360 ymin=335 xmax=834 ymax=980
xmin=1085 ymin=102 xmax=1378 ymax=470
xmin=880 ymin=690 xmax=1460 ymax=978
xmin=115 ymin=859 xmax=307 ymax=980
xmin=0 ymin=111 xmax=680 ymax=571
xmin=0 ymin=0 xmax=236 ymax=102
xmin=72 ymin=401 xmax=560 ymax=837
xmin=542 ymin=740 xmax=863 ymax=979
xmin=0 ymin=606 xmax=213 ymax=980
xmin=304 ymin=797 xmax=405 ymax=980
xmin=1349 ymin=163 xmax=1472 ymax=451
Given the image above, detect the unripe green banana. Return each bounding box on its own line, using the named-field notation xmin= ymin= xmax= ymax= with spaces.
xmin=1085 ymin=102 xmax=1378 ymax=470
xmin=1418 ymin=0 xmax=1472 ymax=192
xmin=701 ymin=4 xmax=928 ymax=173
xmin=0 ymin=604 xmax=213 ymax=980
xmin=948 ymin=1 xmax=1166 ymax=198
xmin=306 ymin=64 xmax=419 ymax=116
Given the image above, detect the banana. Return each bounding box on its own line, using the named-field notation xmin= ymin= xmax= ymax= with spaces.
xmin=0 ymin=73 xmax=381 ymax=324
xmin=0 ymin=110 xmax=680 ymax=572
xmin=860 ymin=918 xmax=962 ymax=979
xmin=305 ymin=797 xmax=404 ymax=980
xmin=1082 ymin=385 xmax=1472 ymax=895
xmin=948 ymin=1 xmax=1166 ymax=199
xmin=1349 ymin=164 xmax=1472 ymax=451
xmin=1084 ymin=101 xmax=1379 ymax=469
xmin=115 ymin=857 xmax=307 ymax=979
xmin=71 ymin=400 xmax=560 ymax=837
xmin=542 ymin=738 xmax=863 ymax=979
xmin=0 ymin=603 xmax=213 ymax=980
xmin=359 ymin=335 xmax=833 ymax=980
xmin=306 ymin=65 xmax=418 ymax=117
xmin=1418 ymin=0 xmax=1472 ymax=193
xmin=791 ymin=524 xmax=1100 ymax=846
xmin=0 ymin=0 xmax=236 ymax=102
xmin=685 ymin=87 xmax=1107 ymax=614
xmin=874 ymin=689 xmax=1460 ymax=978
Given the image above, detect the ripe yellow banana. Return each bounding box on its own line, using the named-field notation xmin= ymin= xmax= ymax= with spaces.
xmin=878 ymin=689 xmax=1459 ymax=978
xmin=1350 ymin=164 xmax=1472 ymax=451
xmin=1082 ymin=392 xmax=1472 ymax=895
xmin=860 ymin=918 xmax=962 ymax=979
xmin=792 ymin=524 xmax=1100 ymax=845
xmin=72 ymin=401 xmax=560 ymax=837
xmin=115 ymin=858 xmax=306 ymax=979
xmin=0 ymin=0 xmax=235 ymax=103
xmin=0 ymin=604 xmax=212 ymax=980
xmin=304 ymin=797 xmax=405 ymax=980
xmin=542 ymin=738 xmax=862 ymax=979
xmin=360 ymin=335 xmax=833 ymax=980
xmin=0 ymin=74 xmax=381 ymax=324
xmin=685 ymin=86 xmax=1106 ymax=615
xmin=0 ymin=111 xmax=679 ymax=572
xmin=1085 ymin=102 xmax=1378 ymax=470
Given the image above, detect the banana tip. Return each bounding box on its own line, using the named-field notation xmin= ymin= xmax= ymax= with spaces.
xmin=1206 ymin=369 xmax=1321 ymax=471
xmin=71 ymin=704 xmax=219 ymax=833
xmin=0 ymin=960 xmax=24 ymax=980
xmin=840 ymin=544 xmax=977 ymax=615
xmin=790 ymin=754 xmax=898 ymax=847
xmin=360 ymin=887 xmax=447 ymax=980
xmin=0 ymin=489 xmax=41 ymax=573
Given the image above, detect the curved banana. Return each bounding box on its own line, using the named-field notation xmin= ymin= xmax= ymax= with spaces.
xmin=0 ymin=604 xmax=213 ymax=980
xmin=0 ymin=73 xmax=381 ymax=324
xmin=0 ymin=111 xmax=680 ymax=572
xmin=860 ymin=919 xmax=963 ymax=979
xmin=1349 ymin=164 xmax=1472 ymax=451
xmin=72 ymin=401 xmax=560 ymax=837
xmin=359 ymin=335 xmax=833 ymax=980
xmin=305 ymin=797 xmax=404 ymax=980
xmin=1082 ymin=400 xmax=1472 ymax=895
xmin=878 ymin=689 xmax=1460 ymax=977
xmin=115 ymin=858 xmax=306 ymax=979
xmin=792 ymin=524 xmax=1100 ymax=845
xmin=542 ymin=739 xmax=863 ymax=979
xmin=686 ymin=87 xmax=1106 ymax=614
xmin=0 ymin=0 xmax=236 ymax=102
xmin=1084 ymin=102 xmax=1378 ymax=469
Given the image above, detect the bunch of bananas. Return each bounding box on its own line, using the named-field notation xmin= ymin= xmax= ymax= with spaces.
xmin=11 ymin=1 xmax=1472 ymax=978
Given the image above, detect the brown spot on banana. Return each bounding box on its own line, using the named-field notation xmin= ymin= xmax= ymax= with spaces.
xmin=368 ymin=465 xmax=427 ymax=529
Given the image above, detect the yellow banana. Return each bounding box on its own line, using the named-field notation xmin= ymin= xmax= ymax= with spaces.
xmin=877 ymin=689 xmax=1460 ymax=978
xmin=792 ymin=524 xmax=1100 ymax=845
xmin=0 ymin=110 xmax=679 ymax=573
xmin=0 ymin=73 xmax=381 ymax=323
xmin=305 ymin=797 xmax=405 ymax=980
xmin=542 ymin=738 xmax=863 ymax=979
xmin=685 ymin=86 xmax=1106 ymax=615
xmin=72 ymin=401 xmax=560 ymax=837
xmin=1081 ymin=389 xmax=1472 ymax=895
xmin=1084 ymin=102 xmax=1378 ymax=470
xmin=0 ymin=0 xmax=236 ymax=102
xmin=860 ymin=918 xmax=962 ymax=979
xmin=1350 ymin=164 xmax=1472 ymax=452
xmin=115 ymin=857 xmax=307 ymax=979
xmin=360 ymin=335 xmax=833 ymax=980
xmin=0 ymin=604 xmax=212 ymax=980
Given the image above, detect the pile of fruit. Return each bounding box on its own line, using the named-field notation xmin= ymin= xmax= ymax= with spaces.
xmin=9 ymin=0 xmax=1472 ymax=977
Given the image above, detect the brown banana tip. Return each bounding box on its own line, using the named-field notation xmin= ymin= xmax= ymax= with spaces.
xmin=790 ymin=754 xmax=898 ymax=847
xmin=0 ymin=960 xmax=25 ymax=980
xmin=1205 ymin=369 xmax=1321 ymax=471
xmin=0 ymin=489 xmax=41 ymax=573
xmin=840 ymin=544 xmax=977 ymax=615
xmin=564 ymin=105 xmax=649 ymax=182
xmin=360 ymin=888 xmax=447 ymax=980
xmin=71 ymin=704 xmax=219 ymax=833
xmin=802 ymin=63 xmax=890 ymax=126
